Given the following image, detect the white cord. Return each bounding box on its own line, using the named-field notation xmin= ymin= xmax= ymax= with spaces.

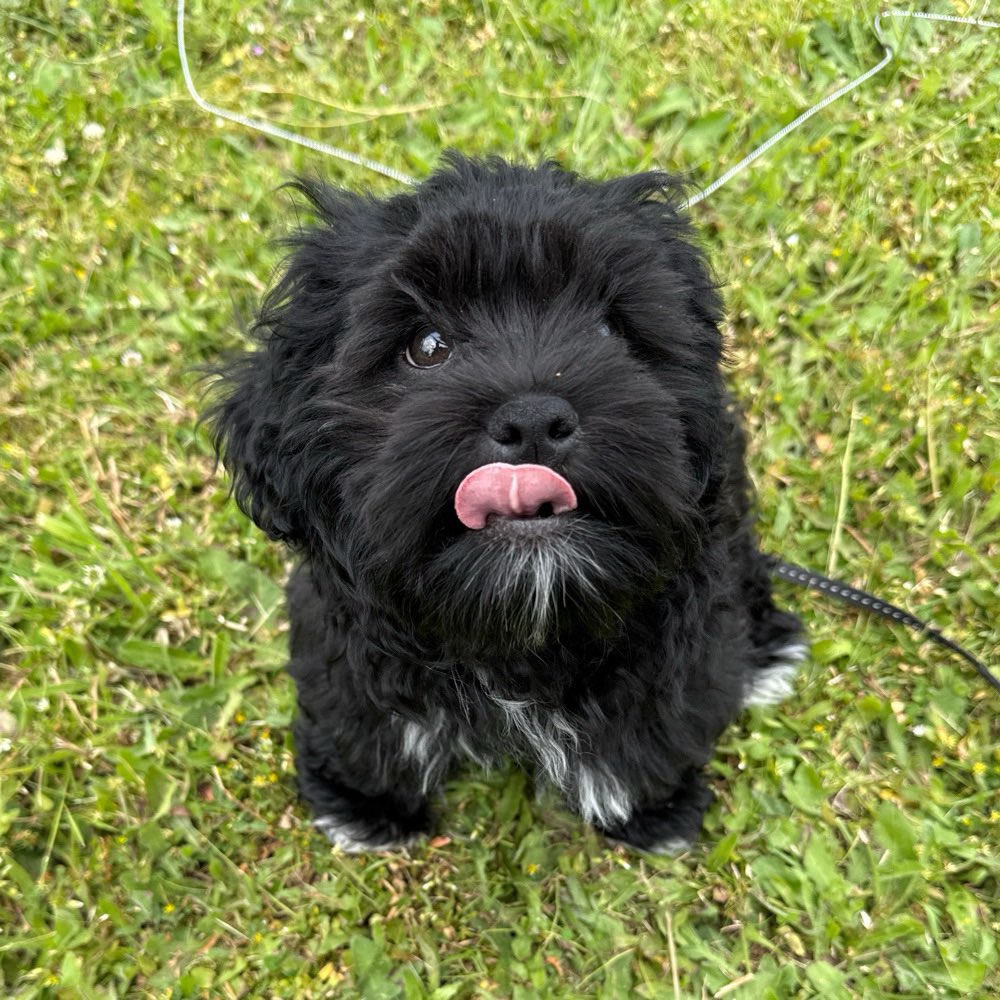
xmin=175 ymin=0 xmax=416 ymax=185
xmin=678 ymin=9 xmax=1000 ymax=209
xmin=176 ymin=5 xmax=999 ymax=203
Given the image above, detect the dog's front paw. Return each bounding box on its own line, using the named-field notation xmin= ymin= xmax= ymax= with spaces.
xmin=597 ymin=769 xmax=712 ymax=855
xmin=633 ymin=835 xmax=694 ymax=857
xmin=742 ymin=640 xmax=809 ymax=707
xmin=312 ymin=814 xmax=424 ymax=854
xmin=601 ymin=823 xmax=698 ymax=857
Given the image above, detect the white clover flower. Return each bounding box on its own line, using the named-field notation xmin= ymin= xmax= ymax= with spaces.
xmin=82 ymin=122 xmax=105 ymax=142
xmin=120 ymin=350 xmax=143 ymax=368
xmin=43 ymin=138 xmax=67 ymax=167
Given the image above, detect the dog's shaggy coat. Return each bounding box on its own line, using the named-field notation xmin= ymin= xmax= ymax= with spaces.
xmin=210 ymin=154 xmax=805 ymax=853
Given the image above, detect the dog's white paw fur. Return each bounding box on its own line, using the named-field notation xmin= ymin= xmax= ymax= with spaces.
xmin=312 ymin=815 xmax=416 ymax=854
xmin=608 ymin=835 xmax=693 ymax=857
xmin=742 ymin=642 xmax=809 ymax=707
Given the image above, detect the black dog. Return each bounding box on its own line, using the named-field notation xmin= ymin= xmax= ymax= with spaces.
xmin=209 ymin=154 xmax=805 ymax=854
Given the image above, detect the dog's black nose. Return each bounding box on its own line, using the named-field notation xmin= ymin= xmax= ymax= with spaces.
xmin=487 ymin=394 xmax=579 ymax=463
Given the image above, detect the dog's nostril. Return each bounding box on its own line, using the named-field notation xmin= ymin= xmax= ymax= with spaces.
xmin=495 ymin=423 xmax=522 ymax=446
xmin=549 ymin=417 xmax=576 ymax=441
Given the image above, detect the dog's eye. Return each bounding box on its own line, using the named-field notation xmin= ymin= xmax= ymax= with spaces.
xmin=598 ymin=322 xmax=614 ymax=337
xmin=405 ymin=330 xmax=452 ymax=369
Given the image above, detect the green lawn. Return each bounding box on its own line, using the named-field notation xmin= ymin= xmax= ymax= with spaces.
xmin=2 ymin=2 xmax=998 ymax=997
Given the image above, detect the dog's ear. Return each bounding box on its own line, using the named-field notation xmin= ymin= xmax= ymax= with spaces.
xmin=206 ymin=350 xmax=305 ymax=543
xmin=206 ymin=180 xmax=418 ymax=544
xmin=599 ymin=172 xmax=733 ymax=510
xmin=603 ymin=171 xmax=724 ymax=336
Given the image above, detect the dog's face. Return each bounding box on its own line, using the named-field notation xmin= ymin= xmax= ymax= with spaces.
xmin=212 ymin=156 xmax=729 ymax=656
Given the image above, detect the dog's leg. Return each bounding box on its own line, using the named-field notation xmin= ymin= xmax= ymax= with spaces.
xmin=740 ymin=551 xmax=808 ymax=707
xmin=285 ymin=567 xmax=448 ymax=852
xmin=293 ymin=709 xmax=442 ymax=852
xmin=566 ymin=732 xmax=715 ymax=855
xmin=592 ymin=768 xmax=714 ymax=855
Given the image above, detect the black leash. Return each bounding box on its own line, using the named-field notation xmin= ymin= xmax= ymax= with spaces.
xmin=771 ymin=559 xmax=1000 ymax=695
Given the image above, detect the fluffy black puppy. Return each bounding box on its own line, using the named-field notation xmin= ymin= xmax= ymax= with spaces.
xmin=209 ymin=154 xmax=805 ymax=854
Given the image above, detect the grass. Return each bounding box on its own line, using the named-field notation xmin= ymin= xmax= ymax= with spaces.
xmin=1 ymin=1 xmax=998 ymax=996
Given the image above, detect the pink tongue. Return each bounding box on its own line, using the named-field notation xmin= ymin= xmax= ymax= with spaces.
xmin=455 ymin=463 xmax=577 ymax=530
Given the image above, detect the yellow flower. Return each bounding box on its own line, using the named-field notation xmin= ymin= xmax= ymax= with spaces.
xmin=971 ymin=761 xmax=986 ymax=775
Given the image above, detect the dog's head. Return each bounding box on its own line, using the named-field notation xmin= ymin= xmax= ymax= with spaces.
xmin=210 ymin=154 xmax=732 ymax=655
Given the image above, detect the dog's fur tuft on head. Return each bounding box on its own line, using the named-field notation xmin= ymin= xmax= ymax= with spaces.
xmin=208 ymin=153 xmax=804 ymax=854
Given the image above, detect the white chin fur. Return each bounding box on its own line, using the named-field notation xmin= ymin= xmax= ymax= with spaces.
xmin=741 ymin=642 xmax=809 ymax=707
